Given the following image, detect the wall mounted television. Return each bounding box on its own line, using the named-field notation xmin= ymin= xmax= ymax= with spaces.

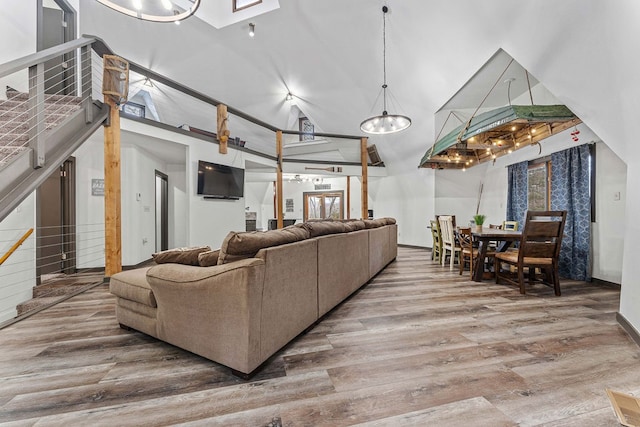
xmin=197 ymin=160 xmax=245 ymax=200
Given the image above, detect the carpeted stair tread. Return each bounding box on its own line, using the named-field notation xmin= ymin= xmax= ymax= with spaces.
xmin=6 ymin=89 xmax=82 ymax=105
xmin=16 ymin=296 xmax=61 ymax=316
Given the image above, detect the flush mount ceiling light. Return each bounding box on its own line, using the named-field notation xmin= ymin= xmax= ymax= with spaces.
xmin=360 ymin=5 xmax=411 ymax=135
xmin=95 ymin=0 xmax=200 ymax=23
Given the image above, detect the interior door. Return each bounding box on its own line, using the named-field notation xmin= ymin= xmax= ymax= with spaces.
xmin=40 ymin=1 xmax=76 ymax=95
xmin=37 ymin=158 xmax=75 ymax=278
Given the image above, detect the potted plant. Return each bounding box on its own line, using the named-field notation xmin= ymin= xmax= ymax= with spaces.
xmin=472 ymin=214 xmax=486 ymax=232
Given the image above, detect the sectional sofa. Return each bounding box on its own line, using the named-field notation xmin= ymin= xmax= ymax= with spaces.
xmin=109 ymin=218 xmax=397 ymax=377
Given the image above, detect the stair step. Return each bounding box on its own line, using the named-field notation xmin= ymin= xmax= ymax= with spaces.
xmin=6 ymin=90 xmax=82 ymax=105
xmin=0 ymin=133 xmax=29 ymax=149
xmin=16 ymin=296 xmax=61 ymax=316
xmin=0 ymin=104 xmax=80 ymax=118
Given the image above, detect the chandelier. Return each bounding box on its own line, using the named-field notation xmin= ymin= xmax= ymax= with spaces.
xmin=95 ymin=0 xmax=200 ymax=23
xmin=360 ymin=6 xmax=412 ymax=135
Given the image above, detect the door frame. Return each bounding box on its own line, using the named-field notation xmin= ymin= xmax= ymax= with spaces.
xmin=303 ymin=190 xmax=344 ymax=221
xmin=155 ymin=170 xmax=169 ymax=252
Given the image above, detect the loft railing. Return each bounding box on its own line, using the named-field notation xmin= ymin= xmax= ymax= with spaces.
xmin=0 ymin=37 xmax=99 ymax=168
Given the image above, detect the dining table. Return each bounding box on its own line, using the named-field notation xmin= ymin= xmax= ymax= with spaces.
xmin=471 ymin=228 xmax=522 ymax=282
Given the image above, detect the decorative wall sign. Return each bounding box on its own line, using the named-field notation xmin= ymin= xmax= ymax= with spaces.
xmin=286 ymin=198 xmax=294 ymax=212
xmin=91 ymin=179 xmax=104 ymax=196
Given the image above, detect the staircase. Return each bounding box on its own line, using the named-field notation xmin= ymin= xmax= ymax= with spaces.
xmin=0 ymin=36 xmax=110 ymax=224
xmin=0 ymin=88 xmax=82 ymax=167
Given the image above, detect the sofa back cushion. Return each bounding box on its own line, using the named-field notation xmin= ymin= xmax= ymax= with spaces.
xmin=300 ymin=220 xmax=347 ymax=237
xmin=218 ymin=226 xmax=310 ymax=264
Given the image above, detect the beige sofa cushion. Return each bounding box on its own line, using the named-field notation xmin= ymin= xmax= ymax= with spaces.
xmin=152 ymin=246 xmax=211 ymax=266
xmin=343 ymin=220 xmax=366 ymax=232
xmin=110 ymin=267 xmax=156 ymax=307
xmin=300 ymin=220 xmax=347 ymax=237
xmin=217 ymin=226 xmax=309 ymax=264
xmin=363 ymin=218 xmax=388 ymax=229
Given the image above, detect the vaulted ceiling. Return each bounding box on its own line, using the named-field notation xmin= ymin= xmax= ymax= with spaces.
xmin=79 ymin=0 xmax=589 ymax=174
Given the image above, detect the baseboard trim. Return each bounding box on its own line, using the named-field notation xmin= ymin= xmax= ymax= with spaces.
xmin=617 ymin=312 xmax=640 ymax=347
xmin=591 ymin=277 xmax=621 ymax=289
xmin=398 ymin=244 xmax=430 ymax=250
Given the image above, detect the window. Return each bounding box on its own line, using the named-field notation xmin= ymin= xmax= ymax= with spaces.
xmin=527 ymin=160 xmax=550 ymax=211
xmin=121 ymin=102 xmax=145 ymax=118
xmin=303 ymin=191 xmax=343 ymax=221
xmin=233 ymin=0 xmax=262 ymax=12
xmin=299 ymin=117 xmax=314 ymax=141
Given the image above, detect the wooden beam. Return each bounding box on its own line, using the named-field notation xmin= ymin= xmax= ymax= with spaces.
xmin=217 ymin=104 xmax=229 ymax=154
xmin=346 ymin=176 xmax=351 ymax=220
xmin=360 ymin=137 xmax=368 ymax=219
xmin=104 ymin=99 xmax=122 ymax=277
xmin=276 ymin=131 xmax=284 ymax=229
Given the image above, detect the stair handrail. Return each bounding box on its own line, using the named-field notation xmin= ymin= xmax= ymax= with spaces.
xmin=0 ymin=37 xmax=97 ymax=79
xmin=0 ymin=228 xmax=33 ymax=266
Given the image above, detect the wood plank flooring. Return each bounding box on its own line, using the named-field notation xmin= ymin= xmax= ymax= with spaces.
xmin=0 ymin=247 xmax=638 ymax=426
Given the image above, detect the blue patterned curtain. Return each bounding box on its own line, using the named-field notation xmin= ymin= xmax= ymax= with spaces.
xmin=551 ymin=144 xmax=591 ymax=281
xmin=506 ymin=161 xmax=528 ymax=227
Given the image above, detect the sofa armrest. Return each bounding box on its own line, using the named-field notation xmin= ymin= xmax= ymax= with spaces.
xmin=146 ymin=258 xmax=266 ymax=374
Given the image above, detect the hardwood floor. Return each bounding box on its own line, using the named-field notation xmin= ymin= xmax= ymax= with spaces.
xmin=0 ymin=247 xmax=638 ymax=426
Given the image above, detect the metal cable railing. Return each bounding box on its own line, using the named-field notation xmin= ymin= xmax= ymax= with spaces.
xmin=0 ymin=223 xmax=105 ymax=319
xmin=0 ymin=51 xmax=95 ymax=166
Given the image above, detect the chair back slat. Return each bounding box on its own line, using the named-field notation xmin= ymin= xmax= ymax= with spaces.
xmin=519 ymin=210 xmax=567 ymax=261
xmin=438 ymin=216 xmax=456 ymax=246
xmin=457 ymin=227 xmax=473 ymax=250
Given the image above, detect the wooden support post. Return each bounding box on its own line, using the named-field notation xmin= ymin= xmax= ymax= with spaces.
xmin=217 ymin=104 xmax=229 ymax=154
xmin=361 ymin=137 xmax=368 ymax=219
xmin=276 ymin=131 xmax=284 ymax=229
xmin=104 ymin=99 xmax=122 ymax=277
xmin=346 ymin=176 xmax=351 ymax=219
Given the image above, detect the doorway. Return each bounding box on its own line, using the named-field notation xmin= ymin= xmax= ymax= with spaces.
xmin=36 ymin=158 xmax=76 ymax=281
xmin=37 ymin=0 xmax=77 ymax=95
xmin=303 ymin=191 xmax=344 ymax=221
xmin=155 ymin=171 xmax=168 ymax=253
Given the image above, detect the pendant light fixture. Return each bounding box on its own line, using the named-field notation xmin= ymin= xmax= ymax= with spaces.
xmin=360 ymin=5 xmax=411 ymax=135
xmin=95 ymin=0 xmax=200 ymax=23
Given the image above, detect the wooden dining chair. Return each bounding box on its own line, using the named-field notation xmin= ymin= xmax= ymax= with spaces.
xmin=438 ymin=215 xmax=460 ymax=268
xmin=458 ymin=227 xmax=495 ymax=278
xmin=429 ymin=219 xmax=443 ymax=263
xmin=495 ymin=210 xmax=567 ymax=295
xmin=502 ymin=221 xmax=519 ymax=231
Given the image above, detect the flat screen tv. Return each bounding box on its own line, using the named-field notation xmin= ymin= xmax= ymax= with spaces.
xmin=197 ymin=160 xmax=245 ymax=199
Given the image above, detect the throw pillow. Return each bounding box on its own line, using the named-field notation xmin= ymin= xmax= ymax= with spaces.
xmin=217 ymin=226 xmax=311 ymax=264
xmin=198 ymin=249 xmax=220 ymax=267
xmin=152 ymin=246 xmax=211 ymax=265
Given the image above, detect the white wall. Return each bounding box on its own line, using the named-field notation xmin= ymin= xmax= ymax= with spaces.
xmin=73 ymin=129 xmax=105 ymax=269
xmin=592 ymin=142 xmax=626 ymax=283
xmin=0 ymin=1 xmax=36 ymax=97
xmin=0 ymin=194 xmax=36 ymax=323
xmin=121 ymin=144 xmax=167 ymax=265
xmin=374 ymin=168 xmax=435 ymax=248
xmin=166 ymin=163 xmax=187 ymax=249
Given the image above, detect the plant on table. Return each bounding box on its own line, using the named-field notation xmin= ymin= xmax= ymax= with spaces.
xmin=473 ymin=214 xmax=486 ymax=231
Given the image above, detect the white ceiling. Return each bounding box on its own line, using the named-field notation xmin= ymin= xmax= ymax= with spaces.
xmin=81 ymin=0 xmax=569 ymax=174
